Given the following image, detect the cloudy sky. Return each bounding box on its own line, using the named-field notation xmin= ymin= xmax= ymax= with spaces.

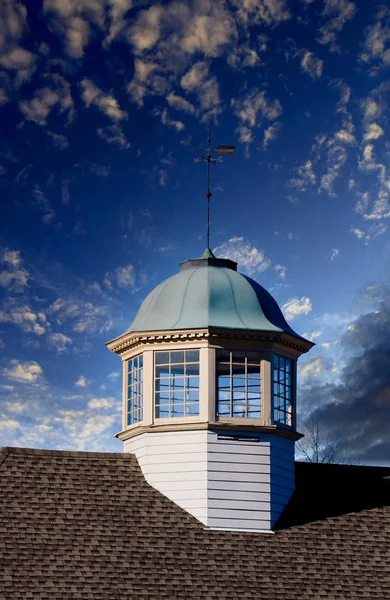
xmin=0 ymin=0 xmax=389 ymax=463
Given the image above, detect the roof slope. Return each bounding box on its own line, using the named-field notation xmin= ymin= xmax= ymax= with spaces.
xmin=1 ymin=447 xmax=390 ymax=600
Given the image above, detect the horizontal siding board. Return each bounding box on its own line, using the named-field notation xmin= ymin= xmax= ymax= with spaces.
xmin=207 ymin=452 xmax=271 ymax=465
xmin=207 ymin=471 xmax=271 ymax=483
xmin=208 ymin=508 xmax=270 ymax=520
xmin=158 ymin=481 xmax=206 ymax=493
xmin=208 ymin=499 xmax=271 ymax=511
xmin=208 ymin=489 xmax=278 ymax=503
xmin=208 ymin=480 xmax=271 ymax=493
xmin=207 ymin=518 xmax=271 ymax=530
xmin=145 ymin=471 xmax=208 ymax=483
xmin=142 ymin=461 xmax=207 ymax=475
xmin=208 ymin=442 xmax=271 ymax=456
xmin=208 ymin=462 xmax=271 ymax=474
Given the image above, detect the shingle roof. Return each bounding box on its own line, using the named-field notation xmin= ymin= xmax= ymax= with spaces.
xmin=1 ymin=446 xmax=390 ymax=600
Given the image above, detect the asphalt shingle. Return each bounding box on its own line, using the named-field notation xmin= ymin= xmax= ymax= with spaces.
xmin=1 ymin=446 xmax=389 ymax=600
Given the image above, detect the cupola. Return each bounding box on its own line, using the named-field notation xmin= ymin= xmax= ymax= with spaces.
xmin=107 ymin=250 xmax=314 ymax=532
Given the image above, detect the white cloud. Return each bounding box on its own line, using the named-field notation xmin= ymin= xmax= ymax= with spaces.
xmin=274 ymin=264 xmax=287 ymax=279
xmin=360 ymin=7 xmax=390 ymax=72
xmin=363 ymin=123 xmax=384 ymax=141
xmin=227 ymin=42 xmax=260 ymax=70
xmin=302 ymin=330 xmax=323 ymax=340
xmin=48 ymin=332 xmax=72 ymax=352
xmin=330 ymin=248 xmax=339 ymax=261
xmin=287 ymin=160 xmax=316 ymax=192
xmin=159 ymin=107 xmax=185 ymax=132
xmin=0 ymin=249 xmax=29 ymax=291
xmin=47 ymin=131 xmax=69 ymax=150
xmin=104 ymin=264 xmax=135 ymax=289
xmin=128 ymin=1 xmax=235 ymax=58
xmin=263 ymin=122 xmax=282 ymax=149
xmin=88 ymin=397 xmax=116 ymax=409
xmin=127 ymin=59 xmax=164 ymax=107
xmin=299 ymin=356 xmax=336 ymax=379
xmin=97 ymin=124 xmax=130 ymax=149
xmin=49 ymin=297 xmax=113 ymax=334
xmin=0 ymin=0 xmax=36 ymax=84
xmin=232 ymin=0 xmax=290 ymax=27
xmin=301 ymin=51 xmax=323 ymax=79
xmin=282 ymin=296 xmax=312 ymax=320
xmin=0 ymin=46 xmax=36 ymax=83
xmin=167 ymin=92 xmax=196 ymax=114
xmin=214 ymin=236 xmax=271 ymax=276
xmin=232 ymin=89 xmax=282 ymax=128
xmin=127 ymin=4 xmax=163 ymax=52
xmin=81 ymin=79 xmax=127 ymax=121
xmin=319 ymin=138 xmax=348 ymax=195
xmin=75 ymin=375 xmax=90 ymax=388
xmin=3 ymin=359 xmax=43 ymax=383
xmin=350 ymin=226 xmax=365 ymax=240
xmin=181 ymin=61 xmax=221 ymax=119
xmin=0 ymin=303 xmax=47 ymax=335
xmin=108 ymin=371 xmax=120 ymax=381
xmin=0 ymin=417 xmax=21 ymax=431
xmin=335 ymin=129 xmax=355 ymax=144
xmin=33 ymin=185 xmax=55 ymax=225
xmin=77 ymin=414 xmax=117 ymax=440
xmin=19 ymin=74 xmax=74 ymax=126
xmin=318 ymin=0 xmax=356 ymax=50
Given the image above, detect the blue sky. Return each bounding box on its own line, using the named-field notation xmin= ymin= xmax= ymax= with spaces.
xmin=1 ymin=0 xmax=390 ymax=462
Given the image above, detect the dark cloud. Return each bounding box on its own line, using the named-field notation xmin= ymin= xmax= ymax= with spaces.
xmin=299 ymin=283 xmax=390 ymax=464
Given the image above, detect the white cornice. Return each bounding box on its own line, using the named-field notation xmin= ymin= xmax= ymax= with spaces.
xmin=106 ymin=327 xmax=314 ymax=356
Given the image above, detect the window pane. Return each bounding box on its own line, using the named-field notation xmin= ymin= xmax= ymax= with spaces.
xmin=186 ymin=363 xmax=199 ymax=376
xmin=218 ymin=376 xmax=230 ymax=389
xmin=156 ymin=406 xmax=169 ymax=418
xmin=187 ymin=376 xmax=199 ymax=389
xmin=171 ymin=363 xmax=185 ymax=376
xmin=170 ymin=351 xmax=184 ymax=364
xmin=156 ymin=366 xmax=169 ymax=378
xmin=172 ymin=404 xmax=184 ymax=417
xmin=232 ymin=404 xmax=246 ymax=417
xmin=186 ymin=403 xmax=199 ymax=416
xmin=186 ymin=350 xmax=199 ymax=363
xmin=217 ymin=363 xmax=230 ymax=376
xmin=232 ymin=364 xmax=245 ymax=376
xmin=155 ymin=352 xmax=169 ymax=365
xmin=248 ymin=410 xmax=261 ymax=418
xmin=216 ymin=350 xmax=262 ymax=420
xmin=172 ymin=375 xmax=184 ymax=388
xmin=154 ymin=349 xmax=200 ymax=419
xmin=127 ymin=354 xmax=143 ymax=426
xmin=218 ymin=403 xmax=230 ymax=416
xmin=272 ymin=355 xmax=294 ymax=427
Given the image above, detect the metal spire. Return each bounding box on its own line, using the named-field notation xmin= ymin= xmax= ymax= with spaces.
xmin=192 ymin=132 xmax=235 ymax=250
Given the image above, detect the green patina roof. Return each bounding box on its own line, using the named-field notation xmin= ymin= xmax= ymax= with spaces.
xmin=124 ymin=255 xmax=303 ymax=339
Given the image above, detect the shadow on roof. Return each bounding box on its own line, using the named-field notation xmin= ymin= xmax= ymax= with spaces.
xmin=275 ymin=461 xmax=390 ymax=530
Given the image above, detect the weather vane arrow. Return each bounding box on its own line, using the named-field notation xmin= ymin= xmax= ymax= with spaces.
xmin=191 ymin=132 xmax=235 ymax=250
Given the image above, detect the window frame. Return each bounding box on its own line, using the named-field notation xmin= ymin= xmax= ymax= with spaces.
xmin=271 ymin=353 xmax=295 ymax=428
xmin=126 ymin=354 xmax=144 ymax=426
xmin=154 ymin=349 xmax=201 ymax=420
xmin=215 ymin=350 xmax=262 ymax=420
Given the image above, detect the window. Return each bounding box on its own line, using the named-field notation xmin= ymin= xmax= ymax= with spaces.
xmin=217 ymin=351 xmax=262 ymax=419
xmin=155 ymin=350 xmax=200 ymax=418
xmin=127 ymin=354 xmax=143 ymax=425
xmin=272 ymin=355 xmax=294 ymax=427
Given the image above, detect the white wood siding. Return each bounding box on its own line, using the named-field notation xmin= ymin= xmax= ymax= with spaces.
xmin=125 ymin=429 xmax=295 ymax=531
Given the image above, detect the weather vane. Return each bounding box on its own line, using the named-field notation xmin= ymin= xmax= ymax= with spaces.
xmin=192 ymin=132 xmax=235 ymax=250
